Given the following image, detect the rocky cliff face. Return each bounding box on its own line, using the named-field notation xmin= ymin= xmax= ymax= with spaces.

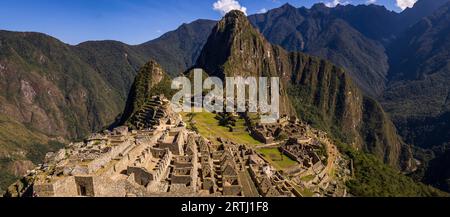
xmin=196 ymin=10 xmax=411 ymax=170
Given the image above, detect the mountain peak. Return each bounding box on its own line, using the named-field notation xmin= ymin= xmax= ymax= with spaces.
xmin=218 ymin=10 xmax=252 ymax=32
xmin=311 ymin=3 xmax=329 ymax=11
xmin=280 ymin=3 xmax=295 ymax=9
xmin=400 ymin=0 xmax=450 ymax=28
xmin=224 ymin=9 xmax=246 ymax=18
xmin=195 ymin=9 xmax=267 ymax=78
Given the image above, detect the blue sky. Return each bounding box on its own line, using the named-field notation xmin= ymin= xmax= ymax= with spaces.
xmin=0 ymin=0 xmax=411 ymax=45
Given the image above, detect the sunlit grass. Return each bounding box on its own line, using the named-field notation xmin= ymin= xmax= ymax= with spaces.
xmin=257 ymin=147 xmax=297 ymax=170
xmin=181 ymin=111 xmax=262 ymax=146
xmin=293 ymin=184 xmax=315 ymax=197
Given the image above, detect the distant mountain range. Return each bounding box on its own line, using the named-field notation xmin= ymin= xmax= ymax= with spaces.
xmin=0 ymin=0 xmax=449 ymax=193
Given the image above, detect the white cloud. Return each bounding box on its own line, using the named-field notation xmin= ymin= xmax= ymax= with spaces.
xmin=213 ymin=0 xmax=247 ymax=15
xmin=396 ymin=0 xmax=417 ymax=10
xmin=366 ymin=0 xmax=376 ymax=4
xmin=258 ymin=8 xmax=268 ymax=14
xmin=324 ymin=0 xmax=350 ymax=8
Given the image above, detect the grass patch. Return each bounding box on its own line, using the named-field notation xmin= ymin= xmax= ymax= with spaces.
xmin=182 ymin=111 xmax=262 ymax=146
xmin=293 ymin=185 xmax=315 ymax=197
xmin=258 ymin=148 xmax=297 ymax=170
xmin=300 ymin=174 xmax=316 ymax=182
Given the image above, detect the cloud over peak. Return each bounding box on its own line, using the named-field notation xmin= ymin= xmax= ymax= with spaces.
xmin=213 ymin=0 xmax=247 ymax=15
xmin=396 ymin=0 xmax=417 ymax=10
xmin=325 ymin=0 xmax=350 ymax=8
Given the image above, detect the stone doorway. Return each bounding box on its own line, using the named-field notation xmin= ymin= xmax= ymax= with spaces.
xmin=75 ymin=176 xmax=95 ymax=197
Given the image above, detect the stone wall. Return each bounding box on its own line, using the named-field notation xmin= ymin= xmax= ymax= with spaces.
xmin=34 ymin=176 xmax=79 ymax=197
xmin=147 ymin=151 xmax=172 ymax=192
xmin=171 ymin=175 xmax=192 ymax=185
xmin=87 ymin=140 xmax=133 ymax=173
xmin=159 ymin=131 xmax=185 ymax=155
xmin=92 ymin=176 xmax=126 ymax=197
xmin=34 ymin=183 xmax=55 ymax=197
xmin=202 ymin=178 xmax=215 ymax=192
xmin=127 ymin=167 xmax=153 ymax=186
xmin=53 ymin=177 xmax=78 ymax=196
xmin=223 ymin=185 xmax=242 ymax=196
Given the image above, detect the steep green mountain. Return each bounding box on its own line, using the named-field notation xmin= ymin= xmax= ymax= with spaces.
xmin=195 ymin=10 xmax=411 ymax=170
xmin=0 ymin=31 xmax=123 ymax=138
xmin=74 ymin=41 xmax=148 ymax=98
xmin=247 ymin=0 xmax=449 ymax=97
xmin=337 ymin=141 xmax=446 ymax=197
xmin=117 ymin=59 xmax=173 ymax=128
xmin=0 ymin=31 xmax=122 ymax=192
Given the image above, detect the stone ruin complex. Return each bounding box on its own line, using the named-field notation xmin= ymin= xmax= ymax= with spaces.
xmin=5 ymin=96 xmax=350 ymax=197
xmin=249 ymin=115 xmax=308 ymax=144
xmin=280 ymin=137 xmax=323 ymax=169
xmin=246 ymin=113 xmax=351 ymax=197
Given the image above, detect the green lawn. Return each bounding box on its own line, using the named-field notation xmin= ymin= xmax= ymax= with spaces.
xmin=257 ymin=147 xmax=298 ymax=170
xmin=182 ymin=111 xmax=262 ymax=146
xmin=293 ymin=185 xmax=315 ymax=197
xmin=300 ymin=174 xmax=315 ymax=182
